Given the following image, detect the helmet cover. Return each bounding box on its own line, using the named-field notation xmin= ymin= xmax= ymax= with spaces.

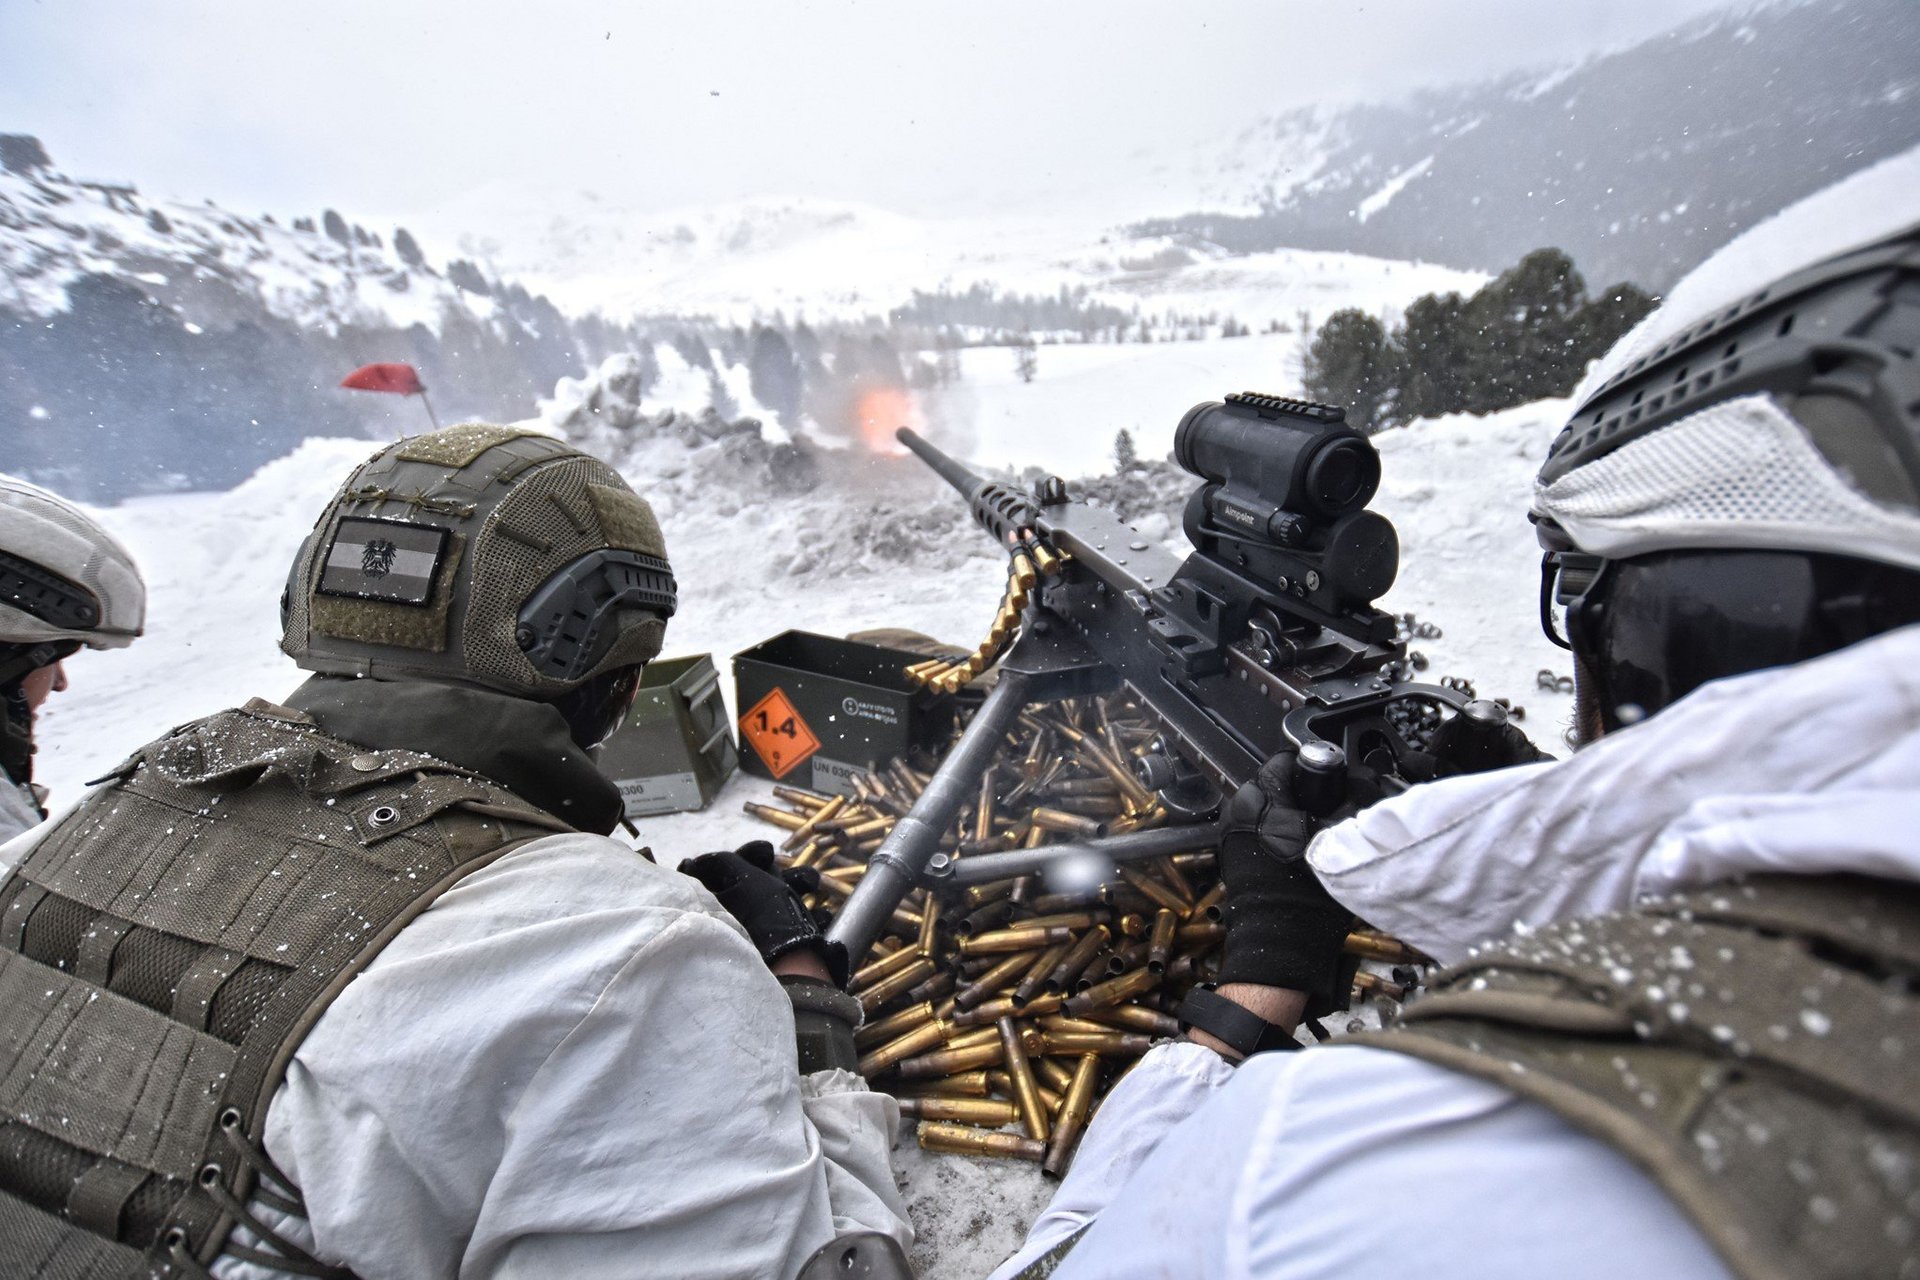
xmin=281 ymin=424 xmax=673 ymax=698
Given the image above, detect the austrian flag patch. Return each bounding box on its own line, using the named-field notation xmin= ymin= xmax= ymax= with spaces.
xmin=317 ymin=518 xmax=449 ymax=605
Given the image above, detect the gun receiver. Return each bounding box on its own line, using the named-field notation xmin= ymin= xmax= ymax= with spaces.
xmin=826 ymin=394 xmax=1465 ymax=963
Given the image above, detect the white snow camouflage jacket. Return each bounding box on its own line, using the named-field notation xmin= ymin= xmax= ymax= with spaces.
xmin=994 ymin=624 xmax=1920 ymax=1280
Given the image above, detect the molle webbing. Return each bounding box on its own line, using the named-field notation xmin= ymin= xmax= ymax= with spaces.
xmin=0 ymin=701 xmax=571 ymax=1278
xmin=1359 ymin=875 xmax=1920 ymax=1280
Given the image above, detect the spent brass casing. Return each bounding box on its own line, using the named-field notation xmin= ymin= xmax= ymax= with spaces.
xmin=1042 ymin=1053 xmax=1103 ymax=1178
xmin=999 ymin=1017 xmax=1050 ymax=1142
xmin=858 ymin=957 xmax=937 ymax=1013
xmin=894 ymin=1068 xmax=991 ymax=1098
xmin=1063 ymin=966 xmax=1160 ymax=1015
xmin=906 ymin=968 xmax=957 ymax=1006
xmin=1147 ymin=909 xmax=1179 ymax=974
xmin=1034 ymin=1056 xmax=1077 ymax=1094
xmin=1175 ymin=920 xmax=1228 ymax=948
xmin=958 ymin=899 xmax=1016 ymax=937
xmin=973 ymin=773 xmax=996 ymax=844
xmin=896 ymin=1038 xmax=1006 ymax=1079
xmin=859 ymin=1018 xmax=958 ymax=1077
xmin=917 ymin=895 xmax=943 ymax=952
xmin=1015 ymin=911 xmax=1108 ymax=933
xmin=1156 ymin=855 xmax=1197 ymax=902
xmin=1046 ymin=795 xmax=1128 ymax=818
xmin=1039 ymin=1014 xmax=1118 ymax=1037
xmin=953 ymin=991 xmax=1062 ymax=1027
xmin=1045 ymin=926 xmax=1112 ymax=994
xmin=1115 ymin=913 xmax=1149 ymax=939
xmin=1008 ymin=874 xmax=1037 ymax=906
xmin=743 ymin=802 xmax=809 ymax=831
xmin=985 ymin=1071 xmax=1063 ymax=1119
xmin=1354 ymin=970 xmax=1410 ymax=1000
xmin=962 ymin=880 xmax=1015 ymax=911
xmin=1040 ymin=1030 xmax=1154 ymax=1057
xmin=1030 ymin=807 xmax=1106 ymax=838
xmin=781 ymin=793 xmax=849 ymax=852
xmin=1118 ymin=866 xmax=1191 ymax=918
xmin=851 ymin=940 xmax=928 ymax=993
xmin=1344 ymin=932 xmax=1425 ymax=964
xmin=772 ymin=786 xmax=829 ymax=811
xmin=1047 ymin=776 xmax=1121 ymax=797
xmin=954 ymin=951 xmax=1034 ymax=1010
xmin=918 ymin=1121 xmax=1045 ymax=1163
xmin=957 ymin=924 xmax=1074 ymax=955
xmin=897 ymin=1096 xmax=1021 ymax=1127
xmin=1105 ymin=941 xmax=1151 ymax=980
xmin=1194 ymin=881 xmax=1227 ymax=922
xmin=1085 ymin=1003 xmax=1182 ymax=1038
xmin=856 ymin=1000 xmax=936 ymax=1051
xmin=1012 ymin=940 xmax=1074 ymax=1006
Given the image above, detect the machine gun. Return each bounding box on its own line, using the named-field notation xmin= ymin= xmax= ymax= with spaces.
xmin=826 ymin=392 xmax=1490 ymax=964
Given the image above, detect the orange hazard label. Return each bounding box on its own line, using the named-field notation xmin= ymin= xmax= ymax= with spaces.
xmin=740 ymin=687 xmax=821 ymax=780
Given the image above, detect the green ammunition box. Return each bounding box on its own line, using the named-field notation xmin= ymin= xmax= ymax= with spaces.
xmin=598 ymin=654 xmax=736 ymax=817
xmin=733 ymin=630 xmax=956 ymax=793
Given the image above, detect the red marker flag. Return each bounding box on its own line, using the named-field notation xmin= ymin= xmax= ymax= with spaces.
xmin=340 ymin=362 xmax=426 ymax=396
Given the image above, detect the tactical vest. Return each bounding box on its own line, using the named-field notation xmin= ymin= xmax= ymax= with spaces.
xmin=1359 ymin=873 xmax=1920 ymax=1280
xmin=0 ymin=699 xmax=574 ymax=1278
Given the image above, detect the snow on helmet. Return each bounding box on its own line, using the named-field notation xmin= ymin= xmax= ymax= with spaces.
xmin=1533 ymin=146 xmax=1920 ymax=731
xmin=281 ymin=424 xmax=675 ymax=703
xmin=0 ymin=474 xmax=146 ymax=652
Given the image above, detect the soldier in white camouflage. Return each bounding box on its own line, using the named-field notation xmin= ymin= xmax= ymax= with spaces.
xmin=0 ymin=474 xmax=145 ymax=841
xmin=997 ymin=153 xmax=1920 ymax=1280
xmin=0 ymin=425 xmax=908 ymax=1280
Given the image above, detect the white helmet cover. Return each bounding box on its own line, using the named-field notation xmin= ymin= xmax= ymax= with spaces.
xmin=1534 ymin=145 xmax=1920 ymax=570
xmin=0 ymin=475 xmax=146 ymax=649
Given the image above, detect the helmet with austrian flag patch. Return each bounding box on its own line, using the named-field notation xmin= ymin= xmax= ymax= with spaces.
xmin=281 ymin=424 xmax=676 ymax=720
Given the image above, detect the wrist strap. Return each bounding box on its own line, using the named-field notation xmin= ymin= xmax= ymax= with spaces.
xmin=1176 ymin=986 xmax=1302 ymax=1059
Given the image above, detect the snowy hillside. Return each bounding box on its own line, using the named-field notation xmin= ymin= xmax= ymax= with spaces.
xmin=1164 ymin=0 xmax=1920 ymax=288
xmin=422 ymin=188 xmax=1483 ymax=328
xmin=0 ymin=147 xmax=478 ymax=333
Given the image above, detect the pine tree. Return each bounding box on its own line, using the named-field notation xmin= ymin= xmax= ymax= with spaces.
xmin=393 ymin=228 xmax=426 ymax=269
xmin=1394 ymin=291 xmax=1473 ymax=423
xmin=1301 ymin=309 xmax=1399 ymax=434
xmin=146 ymin=209 xmax=171 ymax=235
xmin=1013 ymin=335 xmax=1038 ymax=383
xmin=321 ymin=210 xmax=351 ymax=247
xmin=747 ymin=325 xmax=803 ymax=425
xmin=1113 ymin=428 xmax=1138 ymax=470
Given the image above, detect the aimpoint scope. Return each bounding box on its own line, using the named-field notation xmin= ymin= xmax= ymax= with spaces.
xmin=1171 ymin=393 xmax=1399 ymax=631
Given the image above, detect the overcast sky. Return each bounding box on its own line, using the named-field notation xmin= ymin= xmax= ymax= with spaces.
xmin=2 ymin=0 xmax=1753 ymax=227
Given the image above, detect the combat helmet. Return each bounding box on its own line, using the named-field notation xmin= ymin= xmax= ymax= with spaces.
xmin=1533 ymin=147 xmax=1920 ymax=735
xmin=282 ymin=424 xmax=676 ymax=745
xmin=0 ymin=474 xmax=147 ymax=782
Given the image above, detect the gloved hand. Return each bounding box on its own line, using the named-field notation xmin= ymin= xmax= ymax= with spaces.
xmin=1414 ymin=704 xmax=1555 ymax=780
xmin=1215 ymin=751 xmax=1356 ymax=1016
xmin=679 ymin=841 xmax=850 ymax=988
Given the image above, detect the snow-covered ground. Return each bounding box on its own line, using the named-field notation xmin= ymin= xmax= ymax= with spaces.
xmin=33 ymin=333 xmax=1574 ymax=1277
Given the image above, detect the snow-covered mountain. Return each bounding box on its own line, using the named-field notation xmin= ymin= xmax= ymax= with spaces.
xmin=1154 ymin=0 xmax=1920 ymax=289
xmin=0 ymin=138 xmax=641 ymax=500
xmin=422 ymin=188 xmax=1483 ymax=329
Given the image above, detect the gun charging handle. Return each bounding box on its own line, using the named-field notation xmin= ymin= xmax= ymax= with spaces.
xmin=1430 ymin=699 xmax=1516 ymax=775
xmin=1291 ymin=740 xmax=1348 ymax=818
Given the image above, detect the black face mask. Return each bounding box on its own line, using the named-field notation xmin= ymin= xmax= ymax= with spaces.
xmin=550 ymin=664 xmax=644 ymax=752
xmin=1554 ymin=548 xmax=1920 ymax=733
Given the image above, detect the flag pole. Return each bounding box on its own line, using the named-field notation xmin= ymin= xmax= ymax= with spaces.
xmin=418 ymin=388 xmax=441 ymax=430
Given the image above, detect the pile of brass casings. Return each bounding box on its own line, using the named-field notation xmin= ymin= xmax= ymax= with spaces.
xmin=748 ymin=693 xmax=1420 ymax=1178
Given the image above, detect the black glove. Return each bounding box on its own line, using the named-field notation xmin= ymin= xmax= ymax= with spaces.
xmin=1215 ymin=752 xmax=1356 ymax=1016
xmin=1416 ymin=705 xmax=1554 ymax=780
xmin=678 ymin=841 xmax=850 ymax=987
